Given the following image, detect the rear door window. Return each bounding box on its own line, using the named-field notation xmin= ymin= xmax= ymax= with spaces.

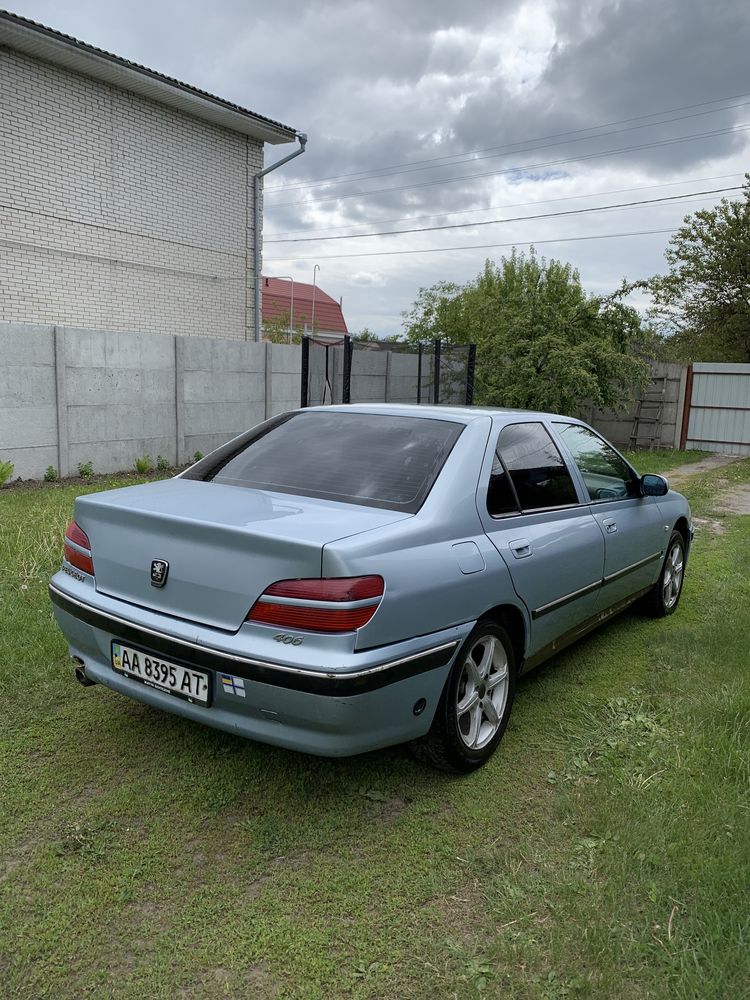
xmin=486 ymin=451 xmax=519 ymax=517
xmin=492 ymin=422 xmax=578 ymax=512
xmin=186 ymin=411 xmax=464 ymax=512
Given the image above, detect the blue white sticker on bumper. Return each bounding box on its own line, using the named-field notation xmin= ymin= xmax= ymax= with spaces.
xmin=221 ymin=673 xmax=246 ymax=698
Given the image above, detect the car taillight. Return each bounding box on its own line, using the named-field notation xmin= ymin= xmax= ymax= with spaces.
xmin=63 ymin=520 xmax=94 ymax=575
xmin=247 ymin=576 xmax=384 ymax=633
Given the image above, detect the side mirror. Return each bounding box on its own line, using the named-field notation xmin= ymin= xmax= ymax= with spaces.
xmin=641 ymin=473 xmax=669 ymax=497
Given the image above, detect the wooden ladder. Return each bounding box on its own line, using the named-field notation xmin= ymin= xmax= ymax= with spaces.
xmin=629 ymin=376 xmax=667 ymax=450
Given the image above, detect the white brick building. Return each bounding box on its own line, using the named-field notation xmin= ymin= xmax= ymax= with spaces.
xmin=0 ymin=11 xmax=299 ymax=339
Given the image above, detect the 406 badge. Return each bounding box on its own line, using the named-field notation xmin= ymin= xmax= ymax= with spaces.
xmin=273 ymin=633 xmax=303 ymax=646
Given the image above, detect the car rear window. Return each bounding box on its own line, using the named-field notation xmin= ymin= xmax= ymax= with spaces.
xmin=186 ymin=411 xmax=464 ymax=512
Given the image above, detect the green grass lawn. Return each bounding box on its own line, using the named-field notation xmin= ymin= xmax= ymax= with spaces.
xmin=621 ymin=449 xmax=709 ymax=476
xmin=1 ymin=459 xmax=748 ymax=999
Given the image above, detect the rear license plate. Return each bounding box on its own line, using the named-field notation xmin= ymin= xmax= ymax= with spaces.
xmin=111 ymin=641 xmax=211 ymax=706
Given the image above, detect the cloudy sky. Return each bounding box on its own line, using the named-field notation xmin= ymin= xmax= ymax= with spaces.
xmin=10 ymin=0 xmax=750 ymax=335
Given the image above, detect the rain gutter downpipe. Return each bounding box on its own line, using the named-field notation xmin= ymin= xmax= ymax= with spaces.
xmin=253 ymin=132 xmax=307 ymax=342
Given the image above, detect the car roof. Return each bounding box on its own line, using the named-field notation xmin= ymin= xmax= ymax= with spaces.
xmin=311 ymin=403 xmax=584 ymax=426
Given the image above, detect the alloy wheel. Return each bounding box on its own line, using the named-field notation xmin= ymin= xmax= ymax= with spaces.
xmin=662 ymin=540 xmax=684 ymax=610
xmin=455 ymin=634 xmax=509 ymax=750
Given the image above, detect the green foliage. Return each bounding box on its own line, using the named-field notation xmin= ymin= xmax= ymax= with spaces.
xmin=639 ymin=175 xmax=750 ymax=362
xmin=76 ymin=461 xmax=93 ymax=479
xmin=402 ymin=250 xmax=650 ymax=415
xmin=133 ymin=455 xmax=152 ymax=474
xmin=0 ymin=459 xmax=14 ymax=486
xmin=43 ymin=466 xmax=59 ymax=483
xmin=354 ymin=328 xmax=404 ymax=343
xmin=263 ymin=309 xmax=311 ymax=344
xmin=192 ymin=451 xmax=204 ymax=462
xmin=156 ymin=455 xmax=170 ymax=471
xmin=355 ymin=326 xmax=380 ymax=341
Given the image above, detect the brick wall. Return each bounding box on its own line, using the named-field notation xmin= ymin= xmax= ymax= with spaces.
xmin=0 ymin=47 xmax=264 ymax=338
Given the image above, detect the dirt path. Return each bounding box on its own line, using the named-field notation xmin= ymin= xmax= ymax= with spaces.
xmin=660 ymin=453 xmax=749 ymax=528
xmin=663 ymin=454 xmax=740 ymax=484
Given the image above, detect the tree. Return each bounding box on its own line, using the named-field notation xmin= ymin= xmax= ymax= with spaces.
xmin=354 ymin=328 xmax=406 ymax=343
xmin=355 ymin=327 xmax=380 ymax=342
xmin=639 ymin=176 xmax=750 ymax=362
xmin=262 ymin=310 xmax=311 ymax=344
xmin=401 ymin=250 xmax=650 ymax=415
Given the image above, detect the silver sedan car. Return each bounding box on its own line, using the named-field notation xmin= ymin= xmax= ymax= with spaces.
xmin=49 ymin=405 xmax=691 ymax=771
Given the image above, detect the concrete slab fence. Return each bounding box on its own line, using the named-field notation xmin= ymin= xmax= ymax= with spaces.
xmin=0 ymin=324 xmax=302 ymax=480
xmin=4 ymin=323 xmax=749 ymax=481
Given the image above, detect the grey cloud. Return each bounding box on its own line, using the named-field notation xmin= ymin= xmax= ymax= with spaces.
xmin=452 ymin=0 xmax=750 ymax=172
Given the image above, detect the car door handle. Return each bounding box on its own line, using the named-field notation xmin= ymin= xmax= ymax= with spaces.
xmin=602 ymin=518 xmax=617 ymax=533
xmin=509 ymin=538 xmax=532 ymax=558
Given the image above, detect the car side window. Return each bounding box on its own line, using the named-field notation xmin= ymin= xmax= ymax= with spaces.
xmin=491 ymin=422 xmax=578 ymax=513
xmin=487 ymin=451 xmax=519 ymax=517
xmin=554 ymin=423 xmax=639 ymax=502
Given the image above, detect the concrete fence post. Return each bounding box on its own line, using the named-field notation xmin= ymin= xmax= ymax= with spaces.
xmin=53 ymin=325 xmax=69 ymax=477
xmin=174 ymin=335 xmax=185 ymax=465
xmin=265 ymin=342 xmax=273 ymax=419
xmin=384 ymin=350 xmax=392 ymax=402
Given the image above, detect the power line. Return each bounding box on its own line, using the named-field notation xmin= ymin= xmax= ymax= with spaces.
xmin=266 ymin=227 xmax=678 ymax=262
xmin=266 ymin=186 xmax=740 ymax=244
xmin=270 ymin=122 xmax=750 ymax=208
xmin=265 ymin=91 xmax=750 ymax=191
xmin=266 ymin=96 xmax=750 ymax=194
xmin=267 ymin=172 xmax=745 ymax=239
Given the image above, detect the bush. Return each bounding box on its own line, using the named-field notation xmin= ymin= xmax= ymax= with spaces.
xmin=193 ymin=451 xmax=204 ymax=462
xmin=134 ymin=455 xmax=152 ymax=474
xmin=77 ymin=461 xmax=93 ymax=479
xmin=44 ymin=466 xmax=59 ymax=482
xmin=156 ymin=455 xmax=170 ymax=471
xmin=0 ymin=460 xmax=14 ymax=486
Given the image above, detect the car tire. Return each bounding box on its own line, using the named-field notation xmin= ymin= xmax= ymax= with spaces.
xmin=409 ymin=620 xmax=516 ymax=773
xmin=641 ymin=530 xmax=686 ymax=618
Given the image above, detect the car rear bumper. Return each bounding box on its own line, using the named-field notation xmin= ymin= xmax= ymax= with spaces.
xmin=49 ymin=579 xmax=467 ymax=757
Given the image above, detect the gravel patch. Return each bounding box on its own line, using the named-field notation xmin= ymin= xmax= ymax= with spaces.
xmin=716 ymin=485 xmax=750 ymax=515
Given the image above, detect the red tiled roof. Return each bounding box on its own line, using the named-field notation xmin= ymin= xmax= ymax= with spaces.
xmin=262 ymin=277 xmax=348 ymax=333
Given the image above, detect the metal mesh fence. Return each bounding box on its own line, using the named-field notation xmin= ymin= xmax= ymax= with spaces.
xmin=301 ymin=337 xmax=476 ymax=408
xmin=303 ymin=336 xmax=347 ymax=407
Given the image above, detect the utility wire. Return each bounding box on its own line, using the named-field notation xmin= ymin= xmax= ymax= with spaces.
xmin=266 ymin=96 xmax=750 ymax=194
xmin=268 ymin=172 xmax=745 ymax=239
xmin=271 ymin=122 xmax=750 ymax=208
xmin=266 ymin=92 xmax=750 ymax=191
xmin=266 ymin=186 xmax=740 ymax=244
xmin=266 ymin=228 xmax=679 ymax=262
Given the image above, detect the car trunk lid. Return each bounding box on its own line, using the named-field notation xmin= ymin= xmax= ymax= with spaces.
xmin=75 ymin=479 xmax=410 ymax=631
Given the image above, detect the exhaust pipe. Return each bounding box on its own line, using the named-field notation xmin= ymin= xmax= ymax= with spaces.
xmin=73 ymin=656 xmax=97 ymax=687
